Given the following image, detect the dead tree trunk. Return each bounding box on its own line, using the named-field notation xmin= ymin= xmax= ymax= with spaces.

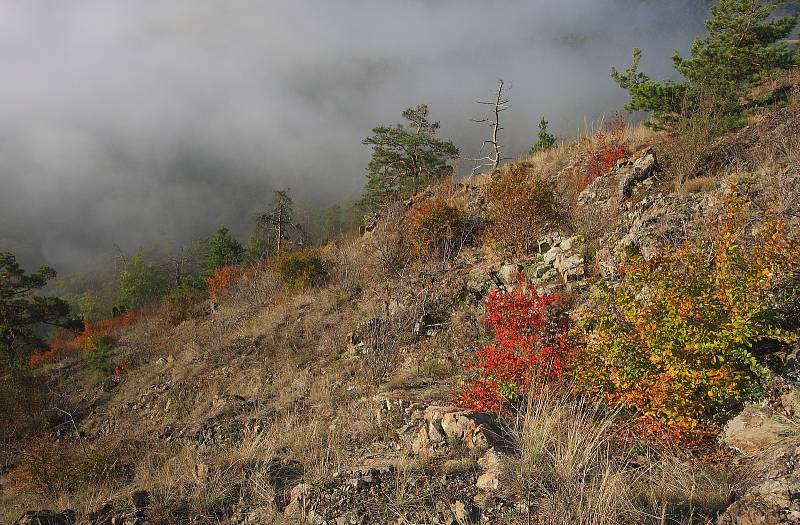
xmin=471 ymin=79 xmax=511 ymax=174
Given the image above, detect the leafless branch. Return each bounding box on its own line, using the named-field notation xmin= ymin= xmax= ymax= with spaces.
xmin=469 ymin=79 xmax=511 ymax=174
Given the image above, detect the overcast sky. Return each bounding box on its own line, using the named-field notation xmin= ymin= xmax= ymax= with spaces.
xmin=0 ymin=0 xmax=710 ymax=271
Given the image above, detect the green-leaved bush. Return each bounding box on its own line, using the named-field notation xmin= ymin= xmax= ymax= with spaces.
xmin=573 ymin=199 xmax=799 ymax=435
xmin=275 ymin=248 xmax=329 ymax=291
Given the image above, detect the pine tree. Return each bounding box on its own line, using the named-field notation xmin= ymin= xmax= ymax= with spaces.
xmin=612 ymin=0 xmax=797 ymax=129
xmin=361 ymin=104 xmax=459 ymax=209
xmin=203 ymin=226 xmax=244 ymax=274
xmin=529 ymin=117 xmax=556 ymax=154
xmin=0 ymin=252 xmax=76 ymax=365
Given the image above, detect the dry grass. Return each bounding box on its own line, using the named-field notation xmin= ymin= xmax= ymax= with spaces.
xmin=508 ymin=387 xmax=735 ymax=525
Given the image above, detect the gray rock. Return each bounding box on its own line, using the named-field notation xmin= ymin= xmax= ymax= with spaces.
xmin=619 ymin=149 xmax=658 ymax=199
xmin=498 ymin=264 xmax=523 ymax=285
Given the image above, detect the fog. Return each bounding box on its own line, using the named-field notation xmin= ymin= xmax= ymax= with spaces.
xmin=0 ymin=0 xmax=710 ymax=271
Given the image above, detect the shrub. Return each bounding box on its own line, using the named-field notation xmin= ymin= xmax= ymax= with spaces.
xmin=163 ymin=276 xmax=208 ymax=324
xmin=11 ymin=437 xmax=120 ymax=498
xmin=486 ymin=165 xmax=564 ymax=255
xmin=461 ymin=276 xmax=571 ymax=412
xmin=275 ymin=248 xmax=329 ymax=291
xmin=73 ymin=308 xmax=152 ymax=351
xmin=584 ymin=113 xmax=630 ymax=188
xmin=84 ymin=335 xmax=113 ymax=376
xmin=405 ymin=198 xmax=469 ymax=259
xmin=572 ymin=202 xmax=800 ymax=435
xmin=206 ymin=265 xmax=242 ymax=302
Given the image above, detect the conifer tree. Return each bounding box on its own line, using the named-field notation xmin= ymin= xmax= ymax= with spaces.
xmin=529 ymin=117 xmax=556 ymax=154
xmin=361 ymin=104 xmax=459 ymax=209
xmin=0 ymin=252 xmax=76 ymax=365
xmin=612 ymin=0 xmax=797 ymax=129
xmin=203 ymin=226 xmax=244 ymax=274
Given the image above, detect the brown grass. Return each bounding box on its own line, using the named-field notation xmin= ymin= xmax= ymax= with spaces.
xmin=508 ymin=387 xmax=736 ymax=525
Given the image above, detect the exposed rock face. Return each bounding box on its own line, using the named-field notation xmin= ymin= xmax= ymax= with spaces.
xmin=620 ymin=148 xmax=658 ymax=198
xmin=398 ymin=405 xmax=502 ymax=457
xmin=577 ymin=148 xmax=658 ymax=206
xmin=513 ymin=234 xmax=586 ymax=286
xmin=720 ymin=390 xmax=800 ymax=524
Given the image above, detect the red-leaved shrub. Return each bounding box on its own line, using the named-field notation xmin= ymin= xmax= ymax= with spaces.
xmin=461 ymin=276 xmax=572 ymax=411
xmin=583 ymin=113 xmax=629 ymax=189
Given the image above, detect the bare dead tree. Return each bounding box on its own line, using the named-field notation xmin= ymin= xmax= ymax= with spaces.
xmin=167 ymin=245 xmax=191 ymax=286
xmin=471 ymin=79 xmax=511 ymax=174
xmin=112 ymin=243 xmax=128 ymax=273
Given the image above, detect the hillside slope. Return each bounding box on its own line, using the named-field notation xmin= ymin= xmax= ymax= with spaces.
xmin=3 ymin=83 xmax=800 ymax=525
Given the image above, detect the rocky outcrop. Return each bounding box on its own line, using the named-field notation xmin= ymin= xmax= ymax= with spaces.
xmin=577 ymin=148 xmax=658 ymax=206
xmin=718 ymin=444 xmax=800 ymax=525
xmin=619 ymin=148 xmax=658 ymax=198
xmin=398 ymin=405 xmax=503 ymax=457
xmin=720 ymin=389 xmax=800 ymax=524
xmin=493 ymin=235 xmax=586 ymax=289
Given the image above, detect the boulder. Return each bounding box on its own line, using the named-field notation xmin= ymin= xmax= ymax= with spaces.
xmin=498 ymin=264 xmax=523 ymax=285
xmin=401 ymin=405 xmax=502 ymax=457
xmin=475 ymin=450 xmax=503 ymax=491
xmin=723 ymin=389 xmax=800 ymax=454
xmin=719 ymin=390 xmax=800 ymax=524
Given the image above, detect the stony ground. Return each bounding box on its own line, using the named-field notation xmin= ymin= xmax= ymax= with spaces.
xmin=4 ymin=89 xmax=800 ymax=524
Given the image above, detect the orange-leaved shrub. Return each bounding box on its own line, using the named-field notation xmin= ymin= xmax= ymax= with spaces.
xmin=572 ymin=203 xmax=800 ymax=435
xmin=73 ymin=308 xmax=152 ymax=351
xmin=405 ymin=197 xmax=469 ymax=260
xmin=461 ymin=275 xmax=572 ymax=412
xmin=28 ymin=329 xmax=79 ymax=367
xmin=207 ymin=265 xmax=242 ymax=302
xmin=274 ymin=248 xmax=329 ymax=290
xmin=29 ymin=308 xmax=153 ymax=367
xmin=486 ymin=165 xmax=564 ymax=255
xmin=583 ymin=113 xmax=629 ymax=190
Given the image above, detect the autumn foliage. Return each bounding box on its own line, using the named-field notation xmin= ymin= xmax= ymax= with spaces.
xmin=207 ymin=265 xmax=242 ymax=302
xmin=405 ymin=198 xmax=468 ymax=259
xmin=485 ymin=166 xmax=563 ymax=254
xmin=573 ymin=201 xmax=800 ymax=434
xmin=461 ymin=276 xmax=571 ymax=412
xmin=583 ymin=113 xmax=629 ymax=189
xmin=29 ymin=308 xmax=153 ymax=367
